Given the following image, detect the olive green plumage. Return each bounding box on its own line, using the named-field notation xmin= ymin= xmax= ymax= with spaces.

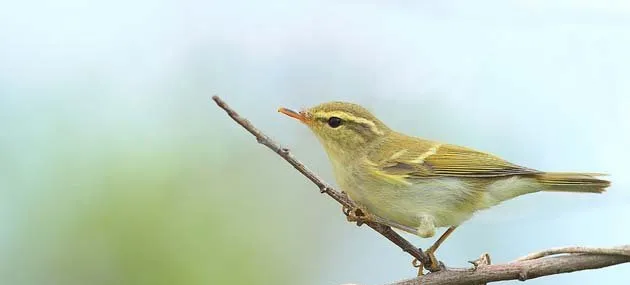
xmin=279 ymin=101 xmax=610 ymax=238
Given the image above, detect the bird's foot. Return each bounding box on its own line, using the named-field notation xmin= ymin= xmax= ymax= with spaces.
xmin=412 ymin=249 xmax=445 ymax=276
xmin=342 ymin=205 xmax=373 ymax=226
xmin=424 ymin=249 xmax=444 ymax=272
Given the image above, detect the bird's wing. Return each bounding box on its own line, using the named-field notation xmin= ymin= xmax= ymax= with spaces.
xmin=372 ymin=142 xmax=541 ymax=179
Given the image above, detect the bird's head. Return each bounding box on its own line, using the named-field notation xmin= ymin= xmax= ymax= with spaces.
xmin=279 ymin=101 xmax=391 ymax=161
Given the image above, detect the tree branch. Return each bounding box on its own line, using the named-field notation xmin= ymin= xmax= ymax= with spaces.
xmin=390 ymin=245 xmax=630 ymax=285
xmin=212 ymin=95 xmax=629 ymax=284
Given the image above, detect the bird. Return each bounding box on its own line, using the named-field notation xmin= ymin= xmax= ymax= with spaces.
xmin=278 ymin=101 xmax=610 ymax=271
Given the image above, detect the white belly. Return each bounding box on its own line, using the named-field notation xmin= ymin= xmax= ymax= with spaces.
xmin=337 ymin=171 xmax=538 ymax=237
xmin=346 ymin=177 xmax=478 ymax=228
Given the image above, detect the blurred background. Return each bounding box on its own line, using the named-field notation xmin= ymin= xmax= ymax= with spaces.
xmin=1 ymin=1 xmax=629 ymax=284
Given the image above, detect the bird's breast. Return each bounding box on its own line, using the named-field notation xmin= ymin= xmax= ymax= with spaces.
xmin=333 ymin=164 xmax=485 ymax=229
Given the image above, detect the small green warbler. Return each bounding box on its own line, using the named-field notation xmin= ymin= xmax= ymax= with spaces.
xmin=279 ymin=101 xmax=609 ymax=270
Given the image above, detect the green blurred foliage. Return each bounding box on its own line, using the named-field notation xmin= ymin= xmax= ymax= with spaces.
xmin=0 ymin=104 xmax=313 ymax=285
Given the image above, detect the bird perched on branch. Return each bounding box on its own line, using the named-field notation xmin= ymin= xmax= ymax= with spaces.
xmin=278 ymin=102 xmax=610 ymax=272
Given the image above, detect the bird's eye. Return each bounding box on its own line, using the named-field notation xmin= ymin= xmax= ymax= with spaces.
xmin=327 ymin=117 xmax=343 ymax=128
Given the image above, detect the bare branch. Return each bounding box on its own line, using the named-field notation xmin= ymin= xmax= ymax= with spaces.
xmin=212 ymin=95 xmax=629 ymax=284
xmin=389 ymin=245 xmax=630 ymax=285
xmin=516 ymin=246 xmax=630 ymax=261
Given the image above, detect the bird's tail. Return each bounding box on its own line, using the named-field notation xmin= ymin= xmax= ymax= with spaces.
xmin=535 ymin=172 xmax=610 ymax=193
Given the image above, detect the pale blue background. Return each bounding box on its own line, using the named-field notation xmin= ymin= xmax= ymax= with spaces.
xmin=1 ymin=1 xmax=629 ymax=284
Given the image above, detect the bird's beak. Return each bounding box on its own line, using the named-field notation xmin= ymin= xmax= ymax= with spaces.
xmin=278 ymin=107 xmax=308 ymax=123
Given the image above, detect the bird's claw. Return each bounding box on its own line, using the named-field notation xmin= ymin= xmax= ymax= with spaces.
xmin=412 ymin=250 xmax=444 ymax=276
xmin=425 ymin=251 xmax=443 ymax=272
xmin=341 ymin=205 xmax=372 ymax=226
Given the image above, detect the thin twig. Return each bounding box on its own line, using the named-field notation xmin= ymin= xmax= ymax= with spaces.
xmin=516 ymin=246 xmax=630 ymax=261
xmin=211 ymin=95 xmax=430 ymax=265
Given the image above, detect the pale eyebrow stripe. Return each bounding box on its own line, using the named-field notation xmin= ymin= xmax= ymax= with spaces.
xmin=314 ymin=111 xmax=384 ymax=135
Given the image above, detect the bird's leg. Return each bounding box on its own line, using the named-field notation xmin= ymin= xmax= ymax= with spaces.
xmin=423 ymin=226 xmax=458 ymax=272
xmin=412 ymin=216 xmax=437 ymax=275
